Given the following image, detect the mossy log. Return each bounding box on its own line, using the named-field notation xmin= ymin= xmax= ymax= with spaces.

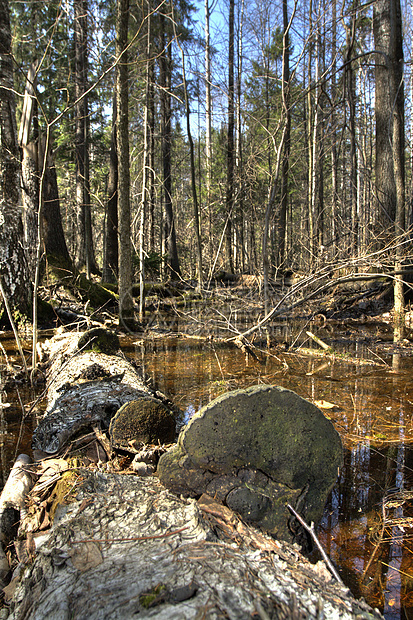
xmin=1 ymin=329 xmax=383 ymax=619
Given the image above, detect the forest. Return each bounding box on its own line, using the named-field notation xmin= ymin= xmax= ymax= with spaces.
xmin=2 ymin=1 xmax=413 ymax=616
xmin=0 ymin=0 xmax=411 ymax=340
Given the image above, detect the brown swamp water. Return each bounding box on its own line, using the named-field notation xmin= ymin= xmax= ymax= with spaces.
xmin=1 ymin=319 xmax=413 ymax=618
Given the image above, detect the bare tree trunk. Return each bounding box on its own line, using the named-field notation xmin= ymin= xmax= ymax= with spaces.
xmin=344 ymin=0 xmax=359 ymax=255
xmin=330 ymin=0 xmax=338 ymax=257
xmin=236 ymin=0 xmax=245 ymax=272
xmin=174 ymin=22 xmax=202 ymax=290
xmin=0 ymin=0 xmax=31 ymax=323
xmin=391 ymin=0 xmax=405 ymax=342
xmin=116 ymin=0 xmax=134 ymax=329
xmin=102 ymin=95 xmax=118 ymax=284
xmin=159 ymin=19 xmax=180 ymax=279
xmin=205 ymin=0 xmax=213 ymax=269
xmin=278 ymin=0 xmax=291 ymax=269
xmin=139 ymin=5 xmax=151 ymax=319
xmin=74 ymin=0 xmax=95 ymax=277
xmin=373 ymin=0 xmax=397 ymax=233
xmin=225 ymin=0 xmax=235 ymax=274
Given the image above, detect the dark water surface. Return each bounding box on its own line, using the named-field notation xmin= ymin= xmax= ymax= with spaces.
xmin=2 ymin=320 xmax=413 ymax=618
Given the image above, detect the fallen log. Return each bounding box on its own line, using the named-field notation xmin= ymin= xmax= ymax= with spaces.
xmin=32 ymin=327 xmax=178 ymax=457
xmin=0 ymin=328 xmax=383 ymax=619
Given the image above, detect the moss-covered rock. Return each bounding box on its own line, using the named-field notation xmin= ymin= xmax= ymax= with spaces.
xmin=158 ymin=385 xmax=343 ymax=544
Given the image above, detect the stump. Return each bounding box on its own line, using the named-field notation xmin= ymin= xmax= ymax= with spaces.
xmin=158 ymin=385 xmax=343 ymax=543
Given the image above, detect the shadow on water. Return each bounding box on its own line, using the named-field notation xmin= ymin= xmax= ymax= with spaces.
xmin=1 ymin=314 xmax=413 ymax=618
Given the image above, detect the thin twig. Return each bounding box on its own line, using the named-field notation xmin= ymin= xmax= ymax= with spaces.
xmin=287 ymin=504 xmax=344 ymax=585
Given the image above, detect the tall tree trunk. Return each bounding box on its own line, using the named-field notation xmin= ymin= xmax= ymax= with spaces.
xmin=373 ymin=0 xmax=397 ymax=234
xmin=172 ymin=9 xmax=202 ymax=290
xmin=159 ymin=18 xmax=180 ymax=279
xmin=225 ymin=0 xmax=235 ymax=274
xmin=139 ymin=4 xmax=152 ymax=319
xmin=205 ymin=0 xmax=213 ymax=270
xmin=306 ymin=0 xmax=314 ymax=267
xmin=148 ymin=63 xmax=155 ymax=255
xmin=390 ymin=0 xmax=405 ymax=342
xmin=344 ymin=0 xmax=359 ymax=254
xmin=102 ymin=95 xmax=118 ymax=284
xmin=0 ymin=0 xmax=31 ymax=322
xmin=236 ymin=0 xmax=245 ymax=272
xmin=278 ymin=0 xmax=291 ymax=269
xmin=330 ymin=0 xmax=338 ymax=257
xmin=374 ymin=0 xmax=405 ymax=341
xmin=74 ymin=0 xmax=95 ymax=277
xmin=116 ymin=0 xmax=134 ymax=329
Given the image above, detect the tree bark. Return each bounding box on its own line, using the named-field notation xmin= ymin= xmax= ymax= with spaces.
xmin=159 ymin=18 xmax=181 ymax=279
xmin=102 ymin=95 xmax=118 ymax=284
xmin=278 ymin=0 xmax=291 ymax=269
xmin=116 ymin=0 xmax=134 ymax=329
xmin=0 ymin=0 xmax=31 ymax=323
xmin=373 ymin=0 xmax=397 ymax=232
xmin=74 ymin=0 xmax=96 ymax=277
xmin=225 ymin=0 xmax=235 ymax=274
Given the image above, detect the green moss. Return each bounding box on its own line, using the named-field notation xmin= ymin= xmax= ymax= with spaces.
xmin=78 ymin=328 xmax=120 ymax=354
xmin=43 ymin=255 xmax=118 ymax=309
xmin=139 ymin=584 xmax=166 ymax=608
xmin=48 ymin=460 xmax=83 ymax=521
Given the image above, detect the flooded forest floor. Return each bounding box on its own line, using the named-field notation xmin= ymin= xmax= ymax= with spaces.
xmin=2 ymin=272 xmax=413 ymax=618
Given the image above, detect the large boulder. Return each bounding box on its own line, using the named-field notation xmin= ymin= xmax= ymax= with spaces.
xmin=157 ymin=385 xmax=343 ymax=543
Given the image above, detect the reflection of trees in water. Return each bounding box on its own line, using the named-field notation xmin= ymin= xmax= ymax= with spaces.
xmin=320 ymin=439 xmax=413 ymax=616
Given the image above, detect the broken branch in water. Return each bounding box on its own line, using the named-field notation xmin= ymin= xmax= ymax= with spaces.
xmin=305 ymin=331 xmax=333 ymax=352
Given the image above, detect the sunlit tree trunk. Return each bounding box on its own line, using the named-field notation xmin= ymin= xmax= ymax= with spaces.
xmin=159 ymin=16 xmax=180 ymax=279
xmin=0 ymin=0 xmax=31 ymax=322
xmin=235 ymin=0 xmax=245 ymax=272
xmin=391 ymin=0 xmax=405 ymax=342
xmin=139 ymin=4 xmax=152 ymax=319
xmin=330 ymin=0 xmax=338 ymax=257
xmin=278 ymin=0 xmax=291 ymax=269
xmin=74 ymin=0 xmax=95 ymax=277
xmin=225 ymin=0 xmax=235 ymax=274
xmin=374 ymin=0 xmax=405 ymax=341
xmin=205 ymin=0 xmax=213 ymax=268
xmin=373 ymin=0 xmax=396 ymax=233
xmin=172 ymin=8 xmax=202 ymax=290
xmin=306 ymin=0 xmax=314 ymax=266
xmin=344 ymin=0 xmax=359 ymax=254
